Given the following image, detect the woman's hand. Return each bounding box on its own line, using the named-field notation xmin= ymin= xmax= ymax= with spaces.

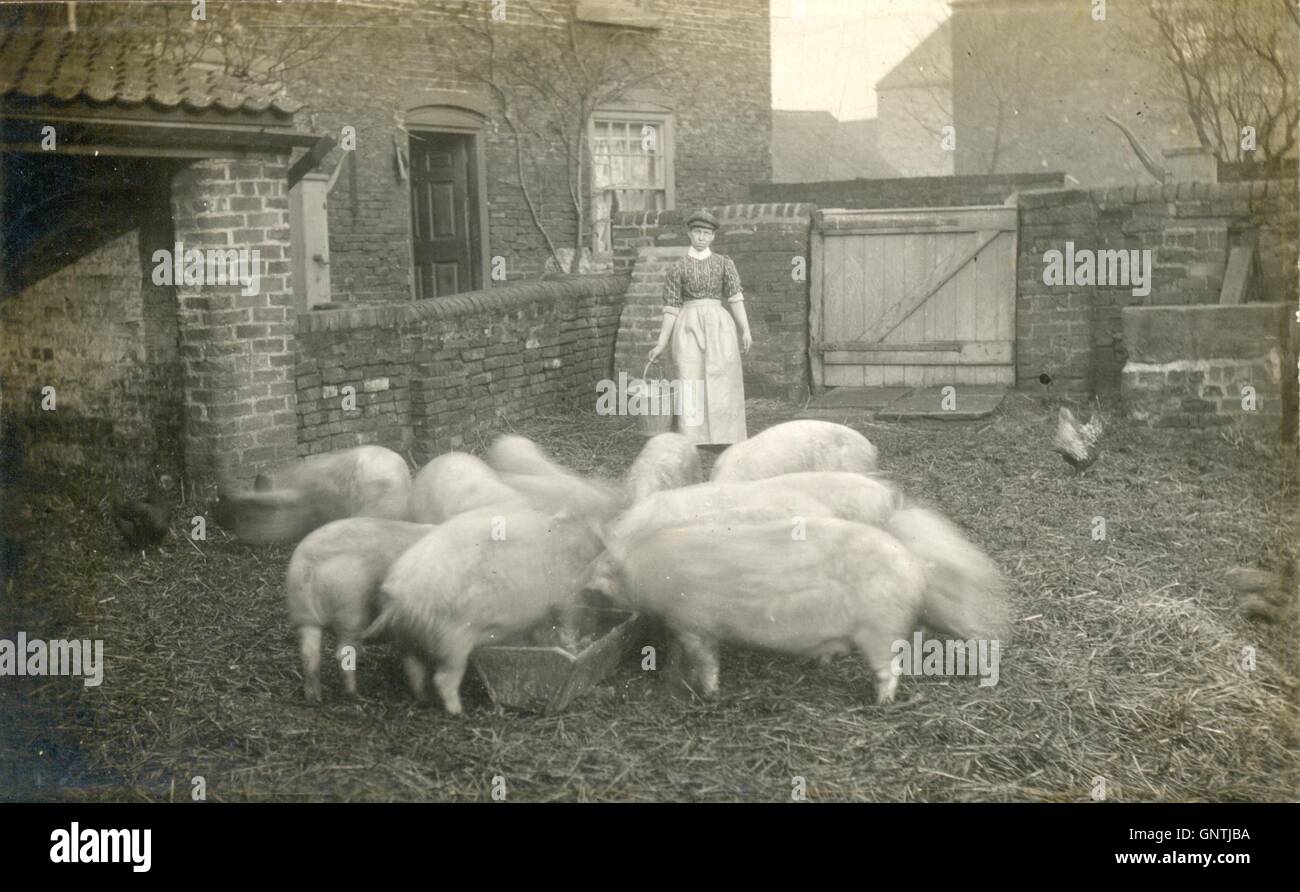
xmin=648 ymin=344 xmax=665 ymax=363
xmin=741 ymin=330 xmax=753 ymax=353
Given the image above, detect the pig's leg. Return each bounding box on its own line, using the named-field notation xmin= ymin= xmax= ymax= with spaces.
xmin=402 ymin=654 xmax=428 ymax=701
xmin=336 ymin=628 xmax=363 ymax=699
xmin=853 ymin=629 xmax=900 ymax=705
xmin=433 ymin=639 xmax=474 ymax=716
xmin=299 ymin=625 xmax=323 ymax=704
xmin=675 ymin=629 xmax=721 ymax=697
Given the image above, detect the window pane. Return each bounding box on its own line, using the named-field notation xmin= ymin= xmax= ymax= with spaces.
xmin=593 ymin=117 xmax=668 ymax=190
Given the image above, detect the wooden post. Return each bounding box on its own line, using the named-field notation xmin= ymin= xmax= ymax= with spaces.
xmin=290 ymin=173 xmax=331 ymax=312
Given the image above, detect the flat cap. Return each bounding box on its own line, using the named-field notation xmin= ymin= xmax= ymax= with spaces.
xmin=684 ymin=209 xmax=720 ymax=231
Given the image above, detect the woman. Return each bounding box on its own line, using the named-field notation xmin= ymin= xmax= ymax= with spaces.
xmin=648 ymin=210 xmax=753 ymax=449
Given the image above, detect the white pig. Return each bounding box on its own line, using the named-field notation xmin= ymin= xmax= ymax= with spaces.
xmin=883 ymin=505 xmax=1010 ymax=643
xmin=407 ymin=452 xmax=528 ymax=523
xmin=604 ymin=516 xmax=930 ymax=704
xmin=749 ymin=471 xmax=900 ymax=526
xmin=213 ymin=445 xmax=412 ymax=544
xmin=710 ymin=420 xmax=879 ymax=483
xmin=623 ymin=432 xmax=705 ymax=504
xmin=367 ymin=507 xmax=603 ymax=715
xmin=488 ymin=434 xmax=622 ymax=520
xmin=585 ymin=481 xmax=839 ymax=599
xmin=286 ymin=517 xmax=435 ymax=703
xmin=594 ymin=481 xmax=839 ymax=570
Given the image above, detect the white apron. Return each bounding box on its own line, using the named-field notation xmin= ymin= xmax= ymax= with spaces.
xmin=672 ymin=299 xmax=747 ymax=446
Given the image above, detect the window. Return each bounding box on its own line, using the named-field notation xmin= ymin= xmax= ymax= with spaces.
xmin=590 ymin=111 xmax=674 ymax=255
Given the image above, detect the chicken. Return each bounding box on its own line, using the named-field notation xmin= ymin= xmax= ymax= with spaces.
xmin=1054 ymin=407 xmax=1104 ymax=472
xmin=106 ymin=475 xmax=174 ymax=554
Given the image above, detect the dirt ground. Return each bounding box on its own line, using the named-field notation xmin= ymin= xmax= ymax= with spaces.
xmin=1 ymin=393 xmax=1296 ymax=802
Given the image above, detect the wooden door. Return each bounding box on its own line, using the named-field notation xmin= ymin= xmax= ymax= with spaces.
xmin=810 ymin=206 xmax=1018 ymax=388
xmin=409 ymin=132 xmax=480 ymax=298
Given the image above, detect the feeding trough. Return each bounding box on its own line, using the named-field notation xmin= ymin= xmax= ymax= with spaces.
xmin=471 ymin=606 xmax=642 ymax=714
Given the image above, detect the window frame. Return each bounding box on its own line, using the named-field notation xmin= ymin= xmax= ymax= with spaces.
xmin=588 ymin=105 xmax=675 ymax=257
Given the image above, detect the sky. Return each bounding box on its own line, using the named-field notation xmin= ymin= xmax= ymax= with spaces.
xmin=771 ymin=0 xmax=951 ymax=121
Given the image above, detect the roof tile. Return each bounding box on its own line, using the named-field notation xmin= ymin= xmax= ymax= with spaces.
xmin=0 ymin=27 xmax=301 ymax=118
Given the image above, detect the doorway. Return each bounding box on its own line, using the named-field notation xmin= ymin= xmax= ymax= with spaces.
xmin=408 ymin=131 xmax=482 ymax=297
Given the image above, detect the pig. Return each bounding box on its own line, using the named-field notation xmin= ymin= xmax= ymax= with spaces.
xmin=589 ymin=481 xmax=840 ymax=587
xmin=407 ymin=452 xmax=528 ymax=523
xmin=487 ymin=434 xmax=622 ymax=520
xmin=484 ymin=434 xmax=570 ymax=477
xmin=882 ymin=505 xmax=1010 ymax=643
xmin=212 ymin=445 xmax=412 ymax=545
xmin=286 ymin=517 xmax=435 ymax=703
xmin=623 ymin=432 xmax=705 ymax=504
xmin=210 ymin=486 xmax=324 ymax=545
xmin=366 ymin=507 xmax=604 ymax=715
xmin=710 ymin=420 xmax=879 ymax=483
xmin=750 ymin=472 xmax=900 ymax=527
xmin=603 ymin=516 xmax=930 ymax=704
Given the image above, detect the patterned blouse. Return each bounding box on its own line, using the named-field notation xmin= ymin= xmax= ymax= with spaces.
xmin=663 ymin=253 xmax=743 ymax=316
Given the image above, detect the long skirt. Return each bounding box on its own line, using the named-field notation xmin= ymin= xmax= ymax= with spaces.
xmin=671 ymin=299 xmax=747 ymax=446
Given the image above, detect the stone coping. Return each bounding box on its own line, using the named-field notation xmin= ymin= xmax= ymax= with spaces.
xmin=297 ymin=274 xmax=628 ymax=334
xmin=1121 ymin=302 xmax=1294 ymax=364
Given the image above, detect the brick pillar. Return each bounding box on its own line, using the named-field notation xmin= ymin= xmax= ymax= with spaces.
xmin=169 ymin=156 xmax=298 ymax=491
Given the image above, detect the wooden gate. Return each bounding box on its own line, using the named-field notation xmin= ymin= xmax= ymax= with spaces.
xmin=809 ymin=205 xmax=1018 ymax=388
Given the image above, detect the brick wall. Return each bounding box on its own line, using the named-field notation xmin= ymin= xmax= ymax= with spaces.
xmin=295 ymin=274 xmax=626 ymax=464
xmin=750 ymin=172 xmax=1064 ymax=209
xmin=169 ymin=156 xmax=300 ymax=489
xmin=1120 ymin=304 xmax=1296 ymax=437
xmin=226 ymin=0 xmax=771 ymax=299
xmin=611 ymin=204 xmax=814 ymax=400
xmin=0 ymin=156 xmax=183 ymax=480
xmin=1016 ymin=179 xmax=1299 ymax=395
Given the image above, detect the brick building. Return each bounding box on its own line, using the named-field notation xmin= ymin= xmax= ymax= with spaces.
xmin=251 ymin=0 xmax=772 ymax=299
xmin=873 ymin=18 xmax=953 ymax=179
xmin=876 ymin=0 xmax=1205 ymax=185
xmin=769 ymin=110 xmax=898 ymax=182
xmin=0 ymin=0 xmax=772 ymax=485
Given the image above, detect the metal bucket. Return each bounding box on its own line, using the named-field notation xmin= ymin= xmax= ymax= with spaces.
xmin=631 ymin=360 xmax=674 ymax=437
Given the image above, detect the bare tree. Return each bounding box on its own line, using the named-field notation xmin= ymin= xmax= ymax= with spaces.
xmin=450 ymin=0 xmax=665 ymax=273
xmin=1125 ymin=0 xmax=1299 ymax=163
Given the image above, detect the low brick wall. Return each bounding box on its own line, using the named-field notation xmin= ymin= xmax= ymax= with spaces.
xmin=1016 ymin=179 xmax=1298 ymax=395
xmin=1120 ymin=303 xmax=1295 ymax=436
xmin=750 ymin=172 xmax=1065 ymax=209
xmin=294 ymin=274 xmax=625 ymax=463
xmin=611 ymin=203 xmax=814 ymax=400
